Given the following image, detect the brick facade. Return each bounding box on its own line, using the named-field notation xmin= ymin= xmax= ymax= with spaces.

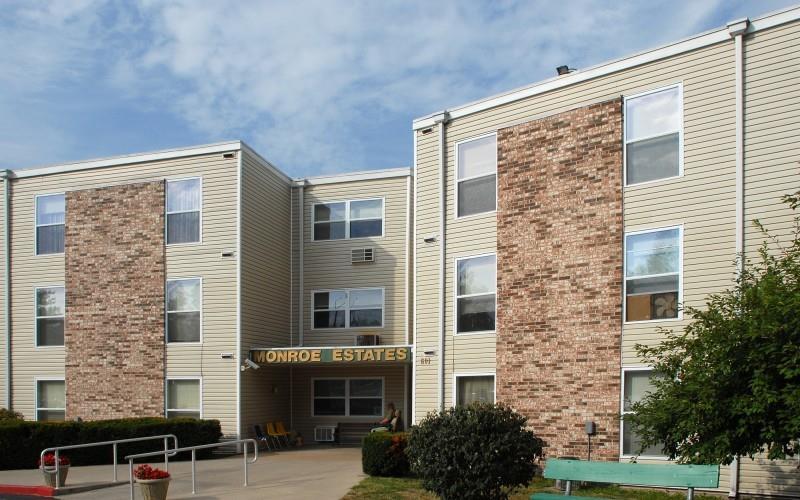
xmin=65 ymin=181 xmax=166 ymax=419
xmin=496 ymin=99 xmax=623 ymax=460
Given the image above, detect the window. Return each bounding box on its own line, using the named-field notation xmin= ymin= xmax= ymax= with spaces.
xmin=456 ymin=375 xmax=495 ymax=406
xmin=36 ymin=379 xmax=65 ymax=421
xmin=625 ymin=228 xmax=681 ymax=322
xmin=35 ymin=194 xmax=65 ymax=255
xmin=625 ymin=85 xmax=682 ymax=185
xmin=166 ymin=379 xmax=201 ymax=418
xmin=621 ymin=369 xmax=664 ymax=456
xmin=166 ymin=278 xmax=201 ymax=342
xmin=166 ymin=178 xmax=201 ymax=244
xmin=312 ymin=378 xmax=383 ymax=417
xmin=456 ymin=134 xmax=496 ymax=217
xmin=456 ymin=254 xmax=496 ymax=334
xmin=36 ymin=287 xmax=65 ymax=347
xmin=313 ymin=198 xmax=383 ymax=240
xmin=313 ymin=288 xmax=383 ymax=329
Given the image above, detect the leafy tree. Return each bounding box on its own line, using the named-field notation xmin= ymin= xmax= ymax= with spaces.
xmin=628 ymin=192 xmax=800 ymax=464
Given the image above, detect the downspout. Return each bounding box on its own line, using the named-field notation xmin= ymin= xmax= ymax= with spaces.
xmin=727 ymin=17 xmax=749 ymax=499
xmin=434 ymin=112 xmax=450 ymax=411
xmin=1 ymin=170 xmax=10 ymax=410
xmin=296 ymin=181 xmax=306 ymax=347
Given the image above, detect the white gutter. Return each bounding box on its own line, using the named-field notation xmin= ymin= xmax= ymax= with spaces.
xmin=434 ymin=113 xmax=450 ymax=410
xmin=727 ymin=16 xmax=749 ymax=499
xmin=297 ymin=181 xmax=306 ymax=347
xmin=411 ymin=130 xmax=418 ymax=425
xmin=235 ymin=149 xmax=243 ymax=441
xmin=2 ymin=170 xmax=10 ymax=409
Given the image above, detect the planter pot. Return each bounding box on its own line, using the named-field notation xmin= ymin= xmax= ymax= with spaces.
xmin=136 ymin=477 xmax=171 ymax=500
xmin=42 ymin=465 xmax=69 ymax=487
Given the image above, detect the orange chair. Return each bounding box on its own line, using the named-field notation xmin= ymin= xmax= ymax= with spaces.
xmin=266 ymin=422 xmax=290 ymax=448
xmin=275 ymin=421 xmax=294 ymax=445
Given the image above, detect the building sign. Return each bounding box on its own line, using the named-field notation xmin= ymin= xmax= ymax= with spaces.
xmin=250 ymin=346 xmax=411 ymax=365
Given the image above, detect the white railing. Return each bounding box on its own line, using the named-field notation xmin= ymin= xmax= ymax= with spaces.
xmin=40 ymin=434 xmax=179 ymax=488
xmin=124 ymin=439 xmax=258 ymax=498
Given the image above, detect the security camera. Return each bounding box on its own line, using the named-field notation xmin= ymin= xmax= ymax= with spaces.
xmin=241 ymin=359 xmax=261 ymax=371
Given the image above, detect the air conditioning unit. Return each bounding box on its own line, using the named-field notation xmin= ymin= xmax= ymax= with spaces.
xmin=351 ymin=247 xmax=375 ymax=263
xmin=356 ymin=334 xmax=380 ymax=346
xmin=314 ymin=426 xmax=336 ymax=442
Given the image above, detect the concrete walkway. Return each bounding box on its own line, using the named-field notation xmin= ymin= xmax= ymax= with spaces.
xmin=0 ymin=446 xmax=364 ymax=499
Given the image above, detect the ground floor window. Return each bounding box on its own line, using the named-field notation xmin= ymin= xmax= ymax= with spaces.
xmin=36 ymin=379 xmax=65 ymax=421
xmin=312 ymin=378 xmax=383 ymax=417
xmin=621 ymin=369 xmax=664 ymax=457
xmin=456 ymin=374 xmax=495 ymax=406
xmin=166 ymin=378 xmax=201 ymax=418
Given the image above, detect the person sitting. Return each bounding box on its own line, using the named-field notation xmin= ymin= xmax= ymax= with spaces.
xmin=371 ymin=402 xmax=396 ymax=432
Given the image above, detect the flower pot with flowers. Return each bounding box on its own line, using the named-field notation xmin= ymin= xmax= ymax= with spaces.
xmin=134 ymin=464 xmax=171 ymax=500
xmin=39 ymin=453 xmax=70 ymax=487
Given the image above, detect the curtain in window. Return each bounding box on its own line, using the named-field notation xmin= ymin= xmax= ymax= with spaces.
xmin=456 ymin=376 xmax=494 ymax=406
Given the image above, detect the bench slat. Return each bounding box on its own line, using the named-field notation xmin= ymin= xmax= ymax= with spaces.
xmin=543 ymin=459 xmax=719 ymax=488
xmin=531 ymin=493 xmax=608 ymax=500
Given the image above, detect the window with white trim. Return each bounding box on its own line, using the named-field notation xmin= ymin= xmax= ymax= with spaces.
xmin=166 ymin=278 xmax=201 ymax=342
xmin=36 ymin=379 xmax=65 ymax=421
xmin=625 ymin=86 xmax=682 ymax=185
xmin=36 ymin=286 xmax=65 ymax=347
xmin=313 ymin=288 xmax=383 ymax=329
xmin=456 ymin=375 xmax=495 ymax=406
xmin=621 ymin=369 xmax=664 ymax=456
xmin=456 ymin=134 xmax=496 ymax=217
xmin=313 ymin=198 xmax=383 ymax=240
xmin=312 ymin=378 xmax=383 ymax=417
xmin=166 ymin=379 xmax=201 ymax=419
xmin=166 ymin=178 xmax=201 ymax=244
xmin=36 ymin=194 xmax=65 ymax=255
xmin=456 ymin=254 xmax=496 ymax=333
xmin=625 ymin=228 xmax=681 ymax=322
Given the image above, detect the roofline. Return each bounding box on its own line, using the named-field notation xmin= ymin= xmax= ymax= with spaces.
xmin=294 ymin=167 xmax=412 ymax=186
xmin=412 ymin=4 xmax=800 ymax=130
xmin=10 ymin=141 xmax=243 ymax=179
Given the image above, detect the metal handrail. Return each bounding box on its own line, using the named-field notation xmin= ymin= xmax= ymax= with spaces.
xmin=125 ymin=439 xmax=258 ymax=498
xmin=40 ymin=434 xmax=178 ymax=488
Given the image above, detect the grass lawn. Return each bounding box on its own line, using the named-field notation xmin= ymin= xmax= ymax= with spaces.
xmin=343 ymin=476 xmax=721 ymax=500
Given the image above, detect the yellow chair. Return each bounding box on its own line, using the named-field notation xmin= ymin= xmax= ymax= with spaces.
xmin=275 ymin=421 xmax=293 ymax=443
xmin=266 ymin=422 xmax=290 ymax=448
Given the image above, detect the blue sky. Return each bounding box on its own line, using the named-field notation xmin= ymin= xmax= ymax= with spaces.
xmin=0 ymin=0 xmax=793 ymax=177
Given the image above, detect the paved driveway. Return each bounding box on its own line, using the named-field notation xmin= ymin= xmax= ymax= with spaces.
xmin=0 ymin=446 xmax=364 ymax=500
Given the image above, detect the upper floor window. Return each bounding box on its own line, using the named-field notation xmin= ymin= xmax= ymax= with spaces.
xmin=456 ymin=254 xmax=496 ymax=334
xmin=456 ymin=134 xmax=496 ymax=218
xmin=625 ymin=85 xmax=682 ymax=185
xmin=313 ymin=288 xmax=384 ymax=329
xmin=36 ymin=286 xmax=65 ymax=347
xmin=166 ymin=378 xmax=201 ymax=418
xmin=167 ymin=278 xmax=201 ymax=343
xmin=166 ymin=178 xmax=201 ymax=244
xmin=621 ymin=369 xmax=664 ymax=457
xmin=313 ymin=198 xmax=383 ymax=240
xmin=35 ymin=194 xmax=65 ymax=255
xmin=36 ymin=379 xmax=65 ymax=421
xmin=625 ymin=227 xmax=681 ymax=322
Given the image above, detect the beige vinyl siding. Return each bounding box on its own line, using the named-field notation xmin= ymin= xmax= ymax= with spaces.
xmin=239 ymin=150 xmax=292 ymax=440
xmin=0 ymin=180 xmax=5 ymax=408
xmin=7 ymin=152 xmax=239 ymax=436
xmin=296 ymin=176 xmax=410 ymax=347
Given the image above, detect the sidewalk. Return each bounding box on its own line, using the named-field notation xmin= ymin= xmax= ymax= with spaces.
xmin=0 ymin=446 xmax=364 ymax=499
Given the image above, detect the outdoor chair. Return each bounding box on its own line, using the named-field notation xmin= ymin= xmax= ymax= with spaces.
xmin=275 ymin=421 xmax=294 ymax=445
xmin=254 ymin=424 xmax=272 ymax=451
xmin=267 ymin=421 xmax=290 ymax=448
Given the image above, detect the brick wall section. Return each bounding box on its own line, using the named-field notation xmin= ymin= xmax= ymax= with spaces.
xmin=496 ymin=99 xmax=623 ymax=460
xmin=65 ymin=181 xmax=166 ymax=419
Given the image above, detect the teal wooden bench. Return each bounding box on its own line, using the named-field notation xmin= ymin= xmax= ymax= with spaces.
xmin=532 ymin=459 xmax=719 ymax=500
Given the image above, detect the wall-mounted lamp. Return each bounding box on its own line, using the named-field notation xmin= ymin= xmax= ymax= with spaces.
xmin=423 ymin=350 xmax=437 ymax=356
xmin=423 ymin=235 xmax=438 ymax=244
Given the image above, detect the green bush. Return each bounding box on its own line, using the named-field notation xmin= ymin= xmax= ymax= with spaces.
xmin=362 ymin=432 xmax=410 ymax=477
xmin=0 ymin=417 xmax=222 ymax=470
xmin=407 ymin=403 xmax=544 ymax=500
xmin=0 ymin=408 xmax=23 ymax=421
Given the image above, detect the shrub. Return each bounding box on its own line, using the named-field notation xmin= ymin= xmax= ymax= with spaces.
xmin=362 ymin=432 xmax=410 ymax=477
xmin=0 ymin=417 xmax=222 ymax=470
xmin=0 ymin=408 xmax=23 ymax=421
xmin=407 ymin=403 xmax=544 ymax=500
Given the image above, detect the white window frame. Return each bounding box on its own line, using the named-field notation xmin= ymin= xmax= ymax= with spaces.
xmin=623 ymin=225 xmax=683 ymax=324
xmin=34 ymin=285 xmax=65 ymax=348
xmin=34 ymin=377 xmax=65 ymax=422
xmin=623 ymin=83 xmax=684 ymax=187
xmin=310 ymin=287 xmax=385 ymax=330
xmin=455 ymin=132 xmax=498 ymax=220
xmin=311 ymin=197 xmax=385 ymax=241
xmin=453 ymin=372 xmax=496 ymax=407
xmin=310 ymin=376 xmax=385 ymax=418
xmin=165 ymin=376 xmax=203 ymax=419
xmin=34 ymin=193 xmax=66 ymax=256
xmin=454 ymin=253 xmax=497 ymax=336
xmin=620 ymin=366 xmax=667 ymax=460
xmin=165 ymin=177 xmax=203 ymax=246
xmin=166 ymin=277 xmax=203 ymax=344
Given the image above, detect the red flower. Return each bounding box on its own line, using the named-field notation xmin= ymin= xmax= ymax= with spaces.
xmin=38 ymin=453 xmax=70 ymax=467
xmin=134 ymin=464 xmax=171 ymax=480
